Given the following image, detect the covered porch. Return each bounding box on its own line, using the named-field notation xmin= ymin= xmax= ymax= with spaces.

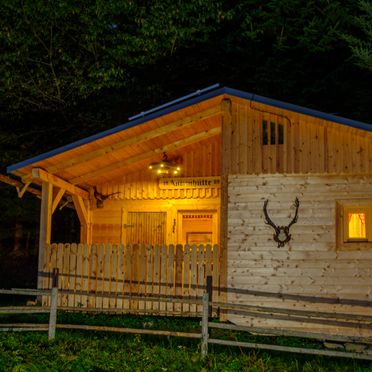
xmin=6 ymin=91 xmax=232 ymax=312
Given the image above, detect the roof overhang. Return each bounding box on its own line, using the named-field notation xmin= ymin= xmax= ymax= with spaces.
xmin=6 ymin=85 xmax=372 ymax=193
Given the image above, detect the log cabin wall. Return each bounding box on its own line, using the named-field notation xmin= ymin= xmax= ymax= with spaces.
xmin=227 ymin=173 xmax=372 ymax=337
xmin=226 ymin=97 xmax=372 ymax=175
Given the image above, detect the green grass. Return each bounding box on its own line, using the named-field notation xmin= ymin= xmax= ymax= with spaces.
xmin=0 ymin=313 xmax=371 ymax=371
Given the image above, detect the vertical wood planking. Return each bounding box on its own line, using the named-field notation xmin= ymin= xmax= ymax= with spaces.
xmin=110 ymin=244 xmax=118 ymax=308
xmin=197 ymin=244 xmax=205 ymax=314
xmin=153 ymin=244 xmax=160 ymax=312
xmin=160 ymin=245 xmax=167 ymax=313
xmin=175 ymin=244 xmax=183 ymax=314
xmin=183 ymin=244 xmax=190 ymax=314
xmin=96 ymin=244 xmax=104 ymax=309
xmin=145 ymin=245 xmax=153 ymax=311
xmin=130 ymin=244 xmax=139 ymax=310
xmin=167 ymin=244 xmax=175 ymax=313
xmin=205 ymin=243 xmax=213 ymax=313
xmin=139 ymin=244 xmax=147 ymax=313
xmin=68 ymin=243 xmax=78 ymax=307
xmin=40 ymin=243 xmax=220 ymax=314
xmin=123 ymin=244 xmax=131 ymax=310
xmin=89 ymin=244 xmax=98 ymax=308
xmin=117 ymin=244 xmax=125 ymax=310
xmin=81 ymin=244 xmax=90 ymax=307
xmin=56 ymin=243 xmax=64 ymax=307
xmin=190 ymin=245 xmax=198 ymax=314
xmin=61 ymin=244 xmax=70 ymax=307
xmin=74 ymin=244 xmax=83 ymax=307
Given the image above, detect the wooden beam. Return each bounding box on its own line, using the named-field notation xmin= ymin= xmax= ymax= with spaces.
xmin=0 ymin=174 xmax=41 ymax=197
xmin=16 ymin=181 xmax=31 ymax=198
xmin=51 ymin=188 xmax=65 ymax=214
xmin=46 ymin=107 xmax=222 ymax=174
xmin=32 ymin=168 xmax=89 ymax=199
xmin=72 ymin=195 xmax=88 ymax=225
xmin=72 ymin=195 xmax=92 ymax=244
xmin=38 ymin=182 xmax=53 ymax=289
xmin=70 ymin=126 xmax=221 ymax=184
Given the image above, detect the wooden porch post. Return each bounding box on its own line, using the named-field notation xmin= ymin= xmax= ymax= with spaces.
xmin=220 ymin=98 xmax=232 ymax=320
xmin=38 ymin=182 xmax=53 ymax=289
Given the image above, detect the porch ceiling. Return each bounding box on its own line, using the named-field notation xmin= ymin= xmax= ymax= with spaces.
xmin=9 ymin=95 xmax=224 ymax=190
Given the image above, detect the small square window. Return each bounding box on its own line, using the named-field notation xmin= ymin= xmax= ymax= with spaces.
xmin=337 ymin=201 xmax=372 ymax=249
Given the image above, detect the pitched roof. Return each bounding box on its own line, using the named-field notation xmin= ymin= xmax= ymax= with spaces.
xmin=7 ymin=85 xmax=371 ymax=185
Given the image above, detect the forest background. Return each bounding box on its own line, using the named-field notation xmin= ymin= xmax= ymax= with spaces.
xmin=0 ymin=0 xmax=371 ymax=287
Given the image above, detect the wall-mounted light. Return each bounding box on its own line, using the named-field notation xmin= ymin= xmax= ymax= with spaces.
xmin=148 ymin=152 xmax=181 ymax=176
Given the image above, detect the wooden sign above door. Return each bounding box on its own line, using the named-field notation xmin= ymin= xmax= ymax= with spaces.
xmin=158 ymin=176 xmax=221 ymax=190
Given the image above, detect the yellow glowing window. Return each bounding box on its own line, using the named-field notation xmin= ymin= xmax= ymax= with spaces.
xmin=348 ymin=213 xmax=366 ymax=239
xmin=338 ymin=201 xmax=372 ymax=248
xmin=341 ymin=204 xmax=372 ymax=243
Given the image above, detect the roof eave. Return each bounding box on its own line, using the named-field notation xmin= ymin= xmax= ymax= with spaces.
xmin=7 ymin=85 xmax=372 ymax=174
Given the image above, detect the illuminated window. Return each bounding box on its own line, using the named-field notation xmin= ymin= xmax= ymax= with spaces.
xmin=347 ymin=212 xmax=366 ymax=239
xmin=338 ymin=201 xmax=372 ymax=248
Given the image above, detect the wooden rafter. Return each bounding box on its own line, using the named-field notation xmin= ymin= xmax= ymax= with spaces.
xmin=71 ymin=126 xmax=221 ymax=184
xmin=51 ymin=188 xmax=65 ymax=213
xmin=46 ymin=106 xmax=222 ymax=174
xmin=0 ymin=173 xmax=41 ymax=197
xmin=32 ymin=168 xmax=89 ymax=199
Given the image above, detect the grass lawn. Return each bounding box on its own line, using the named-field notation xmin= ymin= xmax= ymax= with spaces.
xmin=0 ymin=313 xmax=371 ymax=371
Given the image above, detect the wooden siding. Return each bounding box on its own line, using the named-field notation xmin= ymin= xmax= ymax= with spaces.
xmin=92 ymin=198 xmax=220 ymax=244
xmin=226 ymin=98 xmax=372 ymax=175
xmin=227 ymin=173 xmax=372 ymax=337
xmin=41 ymin=243 xmax=220 ymax=315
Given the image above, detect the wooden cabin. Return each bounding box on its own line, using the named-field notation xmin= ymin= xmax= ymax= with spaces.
xmin=6 ymin=85 xmax=372 ymax=337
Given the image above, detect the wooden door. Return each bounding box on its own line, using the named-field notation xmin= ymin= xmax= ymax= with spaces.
xmin=123 ymin=211 xmax=166 ymax=244
xmin=177 ymin=211 xmax=219 ymax=245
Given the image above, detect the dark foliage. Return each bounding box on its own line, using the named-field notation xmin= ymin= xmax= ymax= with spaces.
xmin=0 ymin=0 xmax=371 ymax=279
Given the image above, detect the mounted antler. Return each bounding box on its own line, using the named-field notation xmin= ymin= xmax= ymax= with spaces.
xmin=263 ymin=197 xmax=300 ymax=248
xmin=93 ymin=186 xmax=121 ymax=208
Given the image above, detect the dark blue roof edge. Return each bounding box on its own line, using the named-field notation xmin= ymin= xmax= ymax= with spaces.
xmin=7 ymin=86 xmax=372 ymax=174
xmin=7 ymin=86 xmax=226 ymax=173
xmin=224 ymin=87 xmax=372 ymax=132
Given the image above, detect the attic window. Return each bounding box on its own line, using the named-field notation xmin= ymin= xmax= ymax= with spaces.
xmin=262 ymin=120 xmax=284 ymax=145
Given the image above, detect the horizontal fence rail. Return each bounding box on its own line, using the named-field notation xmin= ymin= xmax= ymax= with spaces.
xmin=1 ymin=277 xmax=372 ymax=360
xmin=41 ymin=243 xmax=220 ymax=316
xmin=0 ymin=270 xmax=58 ymax=340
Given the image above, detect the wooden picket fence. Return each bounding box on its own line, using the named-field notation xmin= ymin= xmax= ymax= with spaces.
xmin=41 ymin=243 xmax=220 ymax=315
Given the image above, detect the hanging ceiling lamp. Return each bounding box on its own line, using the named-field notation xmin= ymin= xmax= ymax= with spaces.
xmin=148 ymin=152 xmax=181 ymax=176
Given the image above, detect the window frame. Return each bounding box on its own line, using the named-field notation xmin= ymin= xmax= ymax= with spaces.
xmin=337 ymin=200 xmax=372 ymax=250
xmin=262 ymin=119 xmax=284 ymax=146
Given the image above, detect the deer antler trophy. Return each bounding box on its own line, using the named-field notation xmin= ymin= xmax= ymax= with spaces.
xmin=263 ymin=197 xmax=300 ymax=248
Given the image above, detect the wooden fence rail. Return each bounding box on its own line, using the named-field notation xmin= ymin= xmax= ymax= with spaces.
xmin=1 ymin=283 xmax=372 ymax=361
xmin=0 ymin=269 xmax=59 ymax=340
xmin=41 ymin=243 xmax=220 ymax=315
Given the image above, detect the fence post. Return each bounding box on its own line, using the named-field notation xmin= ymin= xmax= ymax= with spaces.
xmin=206 ymin=275 xmax=212 ymax=317
xmin=201 ymin=291 xmax=209 ymax=357
xmin=48 ymin=268 xmax=59 ymax=340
